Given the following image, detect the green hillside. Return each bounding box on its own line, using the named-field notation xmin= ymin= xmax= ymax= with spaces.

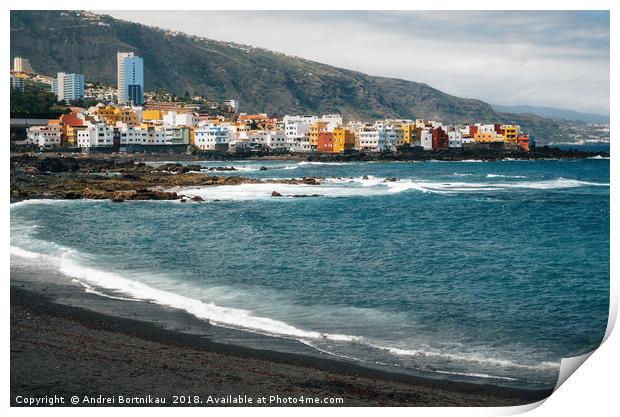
xmin=10 ymin=10 xmax=561 ymax=140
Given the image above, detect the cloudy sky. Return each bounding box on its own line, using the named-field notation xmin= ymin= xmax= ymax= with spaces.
xmin=104 ymin=11 xmax=610 ymax=115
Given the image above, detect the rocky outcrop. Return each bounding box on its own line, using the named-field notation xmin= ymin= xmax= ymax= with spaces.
xmin=155 ymin=163 xmax=204 ymax=173
xmin=11 ymin=156 xmax=328 ymax=203
xmin=301 ymin=177 xmax=321 ymax=185
xmin=205 ymin=166 xmax=237 ymax=172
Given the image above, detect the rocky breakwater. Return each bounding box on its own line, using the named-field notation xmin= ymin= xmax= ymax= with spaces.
xmin=10 ymin=156 xmax=263 ymax=203
xmin=10 ymin=156 xmax=323 ymax=203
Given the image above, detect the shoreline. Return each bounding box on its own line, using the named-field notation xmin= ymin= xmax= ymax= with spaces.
xmin=10 ymin=150 xmax=610 ymax=203
xmin=10 ymin=263 xmax=554 ymax=407
xmin=11 ymin=145 xmax=610 ymax=164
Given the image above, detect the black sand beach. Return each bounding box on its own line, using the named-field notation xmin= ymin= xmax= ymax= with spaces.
xmin=10 ymin=263 xmax=554 ymax=407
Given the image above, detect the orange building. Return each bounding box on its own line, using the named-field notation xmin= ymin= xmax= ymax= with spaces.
xmin=332 ymin=128 xmax=356 ymax=153
xmin=317 ymin=132 xmax=335 ymax=153
xmin=309 ymin=121 xmax=329 ymax=149
xmin=48 ymin=112 xmax=84 ymax=146
xmin=473 ymin=132 xmax=503 ymax=143
xmin=517 ymin=134 xmax=531 ymax=152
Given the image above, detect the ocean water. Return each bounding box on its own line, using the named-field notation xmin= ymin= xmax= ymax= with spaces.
xmin=10 ymin=158 xmax=610 ymax=388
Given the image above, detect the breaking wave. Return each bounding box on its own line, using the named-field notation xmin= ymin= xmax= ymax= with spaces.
xmin=171 ymin=176 xmax=609 ymax=201
xmin=10 ymin=235 xmax=559 ymax=383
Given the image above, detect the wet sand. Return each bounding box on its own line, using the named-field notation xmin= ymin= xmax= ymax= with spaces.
xmin=10 ymin=266 xmax=553 ymax=407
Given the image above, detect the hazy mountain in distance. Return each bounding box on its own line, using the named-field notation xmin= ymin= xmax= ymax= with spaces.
xmin=491 ymin=104 xmax=609 ymax=124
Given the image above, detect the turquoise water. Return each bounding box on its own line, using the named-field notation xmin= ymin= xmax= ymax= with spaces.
xmin=10 ymin=157 xmax=610 ymax=388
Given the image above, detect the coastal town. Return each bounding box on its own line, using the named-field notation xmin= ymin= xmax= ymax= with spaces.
xmin=11 ymin=55 xmax=535 ymax=155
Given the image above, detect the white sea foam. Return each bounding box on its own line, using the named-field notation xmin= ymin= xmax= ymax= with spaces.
xmin=10 ymin=245 xmax=44 ymax=259
xmin=588 ymin=155 xmax=610 ymax=160
xmin=40 ymin=251 xmax=359 ymax=344
xmin=199 ymin=163 xmax=301 ymax=172
xmin=172 ymin=182 xmax=389 ymax=201
xmin=72 ymin=279 xmax=136 ymax=301
xmin=10 ymin=199 xmax=80 ymax=208
xmin=486 ymin=174 xmax=527 ymax=179
xmin=171 ymin=176 xmax=609 ymax=201
xmin=378 ymin=344 xmax=559 ymax=371
xmin=10 ymin=238 xmax=560 ymax=379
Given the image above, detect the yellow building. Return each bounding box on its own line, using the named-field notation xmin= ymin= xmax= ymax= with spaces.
xmin=502 ymin=125 xmax=520 ymax=142
xmin=142 ymin=109 xmax=163 ymax=121
xmin=92 ymin=106 xmax=139 ymax=125
xmin=473 ymin=132 xmax=504 ymax=143
xmin=92 ymin=106 xmax=117 ymax=122
xmin=66 ymin=125 xmax=86 ymax=146
xmin=332 ymin=128 xmax=356 ymax=153
xmin=401 ymin=124 xmax=418 ymax=145
xmin=116 ymin=108 xmax=139 ymax=124
xmin=309 ymin=121 xmax=329 ymax=149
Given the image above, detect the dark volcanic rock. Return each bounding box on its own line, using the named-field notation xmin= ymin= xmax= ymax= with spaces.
xmin=302 ymin=177 xmax=320 ymax=185
xmin=384 ymin=177 xmax=398 ymax=182
xmin=191 ymin=196 xmax=204 ymax=202
xmin=63 ymin=191 xmax=82 ymax=199
xmin=207 ymin=166 xmax=237 ymax=171
xmin=271 ymin=191 xmax=283 ymax=197
xmin=260 ymin=166 xmax=268 ymax=171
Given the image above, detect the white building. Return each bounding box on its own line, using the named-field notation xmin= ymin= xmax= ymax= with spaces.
xmin=266 ymin=131 xmax=289 ymax=151
xmin=382 ymin=125 xmax=404 ymax=151
xmin=359 ymin=126 xmax=385 ymax=152
xmin=477 ymin=124 xmax=496 ymax=133
xmin=415 ymin=119 xmax=430 ymax=128
xmin=287 ymin=135 xmax=311 ymax=152
xmin=118 ymin=123 xmax=149 ymax=145
xmin=321 ymin=114 xmax=343 ymax=128
xmin=222 ymin=99 xmax=239 ymax=111
xmin=163 ymin=111 xmax=198 ymax=128
xmin=26 ymin=125 xmax=61 ymax=148
xmin=420 ymin=129 xmax=433 ymax=151
xmin=13 ymin=57 xmax=34 ymax=74
xmin=51 ymin=72 xmax=85 ymax=102
xmin=448 ymin=130 xmax=463 ymax=148
xmin=77 ymin=123 xmax=115 ymax=148
xmin=283 ymin=115 xmax=317 ymax=153
xmin=194 ymin=125 xmax=231 ymax=150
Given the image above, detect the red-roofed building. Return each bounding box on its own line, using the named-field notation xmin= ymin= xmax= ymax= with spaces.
xmin=52 ymin=112 xmax=85 ymax=146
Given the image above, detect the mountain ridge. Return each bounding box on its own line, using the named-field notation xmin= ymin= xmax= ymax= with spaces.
xmin=10 ymin=10 xmax=562 ymax=140
xmin=490 ymin=104 xmax=609 ymax=125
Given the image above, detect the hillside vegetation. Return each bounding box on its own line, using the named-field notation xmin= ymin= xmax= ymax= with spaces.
xmin=10 ymin=10 xmax=561 ymax=140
